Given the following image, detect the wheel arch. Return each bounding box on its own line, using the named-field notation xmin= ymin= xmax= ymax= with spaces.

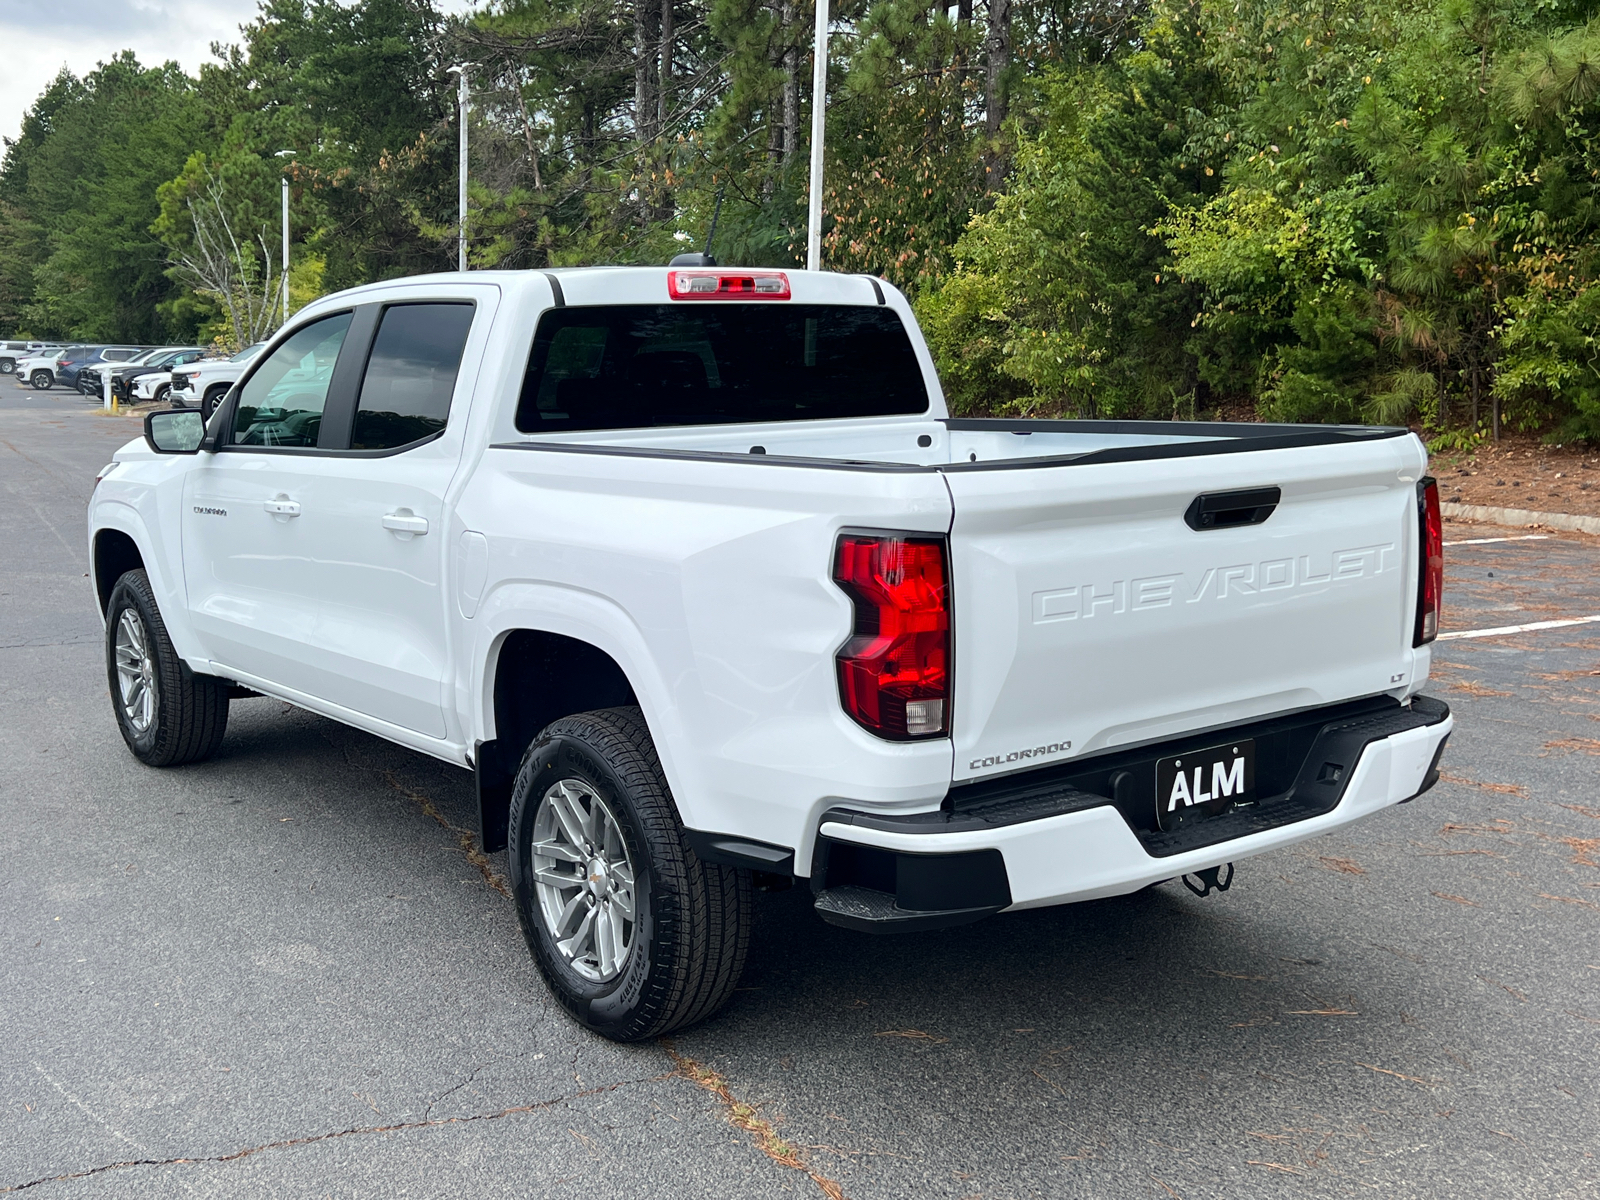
xmin=89 ymin=505 xmax=196 ymax=663
xmin=92 ymin=527 xmax=146 ymax=616
xmin=470 ymin=591 xmax=694 ymax=853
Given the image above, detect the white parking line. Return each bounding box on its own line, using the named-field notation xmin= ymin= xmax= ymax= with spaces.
xmin=1443 ymin=535 xmax=1551 ymax=546
xmin=1438 ymin=615 xmax=1600 ymax=641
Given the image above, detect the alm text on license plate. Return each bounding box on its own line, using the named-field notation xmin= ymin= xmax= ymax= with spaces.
xmin=1154 ymin=739 xmax=1255 ymax=832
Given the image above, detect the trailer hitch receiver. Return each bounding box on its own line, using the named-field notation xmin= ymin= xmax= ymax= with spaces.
xmin=1182 ymin=863 xmax=1234 ymax=898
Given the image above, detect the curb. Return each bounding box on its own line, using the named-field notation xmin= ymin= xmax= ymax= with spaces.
xmin=1441 ymin=502 xmax=1600 ymax=535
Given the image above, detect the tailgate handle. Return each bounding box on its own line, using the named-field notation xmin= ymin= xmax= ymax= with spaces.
xmin=1184 ymin=486 xmax=1281 ymax=531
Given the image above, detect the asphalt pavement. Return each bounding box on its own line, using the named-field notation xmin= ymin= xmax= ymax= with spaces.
xmin=3 ymin=384 xmax=1597 ymax=1199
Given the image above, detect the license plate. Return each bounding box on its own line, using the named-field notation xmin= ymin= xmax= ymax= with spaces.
xmin=1155 ymin=739 xmax=1255 ymax=831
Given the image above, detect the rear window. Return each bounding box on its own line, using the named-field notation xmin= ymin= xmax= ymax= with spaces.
xmin=515 ymin=304 xmax=929 ymax=433
xmin=351 ymin=302 xmax=474 ymax=450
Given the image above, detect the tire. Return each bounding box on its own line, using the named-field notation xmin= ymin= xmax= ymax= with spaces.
xmin=507 ymin=706 xmax=751 ymax=1042
xmin=105 ymin=569 xmax=229 ymax=767
xmin=202 ymin=385 xmax=229 ymax=422
xmin=153 ymin=384 xmax=170 ymax=405
xmin=0 ymin=358 xmax=14 ymax=375
xmin=30 ymin=370 xmax=52 ymax=390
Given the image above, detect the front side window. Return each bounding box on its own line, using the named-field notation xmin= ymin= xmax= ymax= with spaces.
xmin=350 ymin=303 xmax=474 ymax=450
xmin=515 ymin=304 xmax=930 ymax=433
xmin=233 ymin=313 xmax=353 ymax=448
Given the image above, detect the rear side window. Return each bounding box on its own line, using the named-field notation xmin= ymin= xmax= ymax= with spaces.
xmin=233 ymin=313 xmax=353 ymax=448
xmin=351 ymin=303 xmax=475 ymax=450
xmin=515 ymin=304 xmax=929 ymax=432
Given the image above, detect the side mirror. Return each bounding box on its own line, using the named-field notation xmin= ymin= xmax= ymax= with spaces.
xmin=144 ymin=409 xmax=206 ymax=454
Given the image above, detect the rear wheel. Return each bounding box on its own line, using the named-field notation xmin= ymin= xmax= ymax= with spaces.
xmin=105 ymin=569 xmax=229 ymax=766
xmin=0 ymin=358 xmax=14 ymax=374
xmin=507 ymin=706 xmax=751 ymax=1041
xmin=30 ymin=370 xmax=52 ymax=390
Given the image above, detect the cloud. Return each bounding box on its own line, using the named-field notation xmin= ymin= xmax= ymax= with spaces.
xmin=1 ymin=0 xmax=480 ymax=147
xmin=0 ymin=0 xmax=182 ymax=38
xmin=0 ymin=0 xmax=257 ymax=144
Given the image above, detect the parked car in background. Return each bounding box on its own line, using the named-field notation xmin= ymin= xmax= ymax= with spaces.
xmin=15 ymin=347 xmax=77 ymax=389
xmin=3 ymin=343 xmax=60 ymax=377
xmin=169 ymin=343 xmax=266 ymax=413
xmin=126 ymin=350 xmax=210 ymax=405
xmin=79 ymin=347 xmax=204 ymax=402
xmin=55 ymin=346 xmax=146 ymax=390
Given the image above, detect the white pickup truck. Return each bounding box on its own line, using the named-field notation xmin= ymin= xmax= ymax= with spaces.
xmin=89 ymin=266 xmax=1451 ymax=1041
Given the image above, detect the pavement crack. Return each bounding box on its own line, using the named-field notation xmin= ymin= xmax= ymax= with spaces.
xmin=0 ymin=1074 xmax=667 ymax=1194
xmin=663 ymin=1041 xmax=847 ymax=1200
xmin=307 ymin=720 xmax=509 ymax=899
xmin=424 ymin=1060 xmax=493 ymax=1120
xmin=380 ymin=770 xmax=511 ymax=898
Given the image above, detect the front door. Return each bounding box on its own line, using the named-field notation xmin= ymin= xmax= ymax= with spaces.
xmin=183 ymin=300 xmax=480 ymax=738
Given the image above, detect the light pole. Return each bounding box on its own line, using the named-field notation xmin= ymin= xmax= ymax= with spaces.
xmin=806 ymin=0 xmax=829 ymax=271
xmin=275 ymin=150 xmax=296 ymax=325
xmin=447 ymin=65 xmax=468 ymax=271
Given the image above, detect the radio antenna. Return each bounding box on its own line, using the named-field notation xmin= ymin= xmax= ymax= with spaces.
xmin=703 ymin=188 xmax=725 ymax=262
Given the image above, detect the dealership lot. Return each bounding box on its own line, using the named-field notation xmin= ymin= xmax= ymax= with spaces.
xmin=3 ymin=391 xmax=1597 ymax=1198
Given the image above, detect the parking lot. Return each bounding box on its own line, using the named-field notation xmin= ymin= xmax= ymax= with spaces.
xmin=3 ymin=388 xmax=1597 ymax=1198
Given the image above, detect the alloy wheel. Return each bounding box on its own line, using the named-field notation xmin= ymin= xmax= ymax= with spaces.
xmin=530 ymin=778 xmax=637 ymax=982
xmin=113 ymin=608 xmax=158 ymax=735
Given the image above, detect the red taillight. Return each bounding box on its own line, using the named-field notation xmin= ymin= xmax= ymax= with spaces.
xmin=1415 ymin=477 xmax=1443 ymax=645
xmin=833 ymin=534 xmax=950 ymax=739
xmin=668 ymin=270 xmax=790 ymax=300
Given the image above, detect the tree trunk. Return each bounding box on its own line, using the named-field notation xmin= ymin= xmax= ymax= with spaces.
xmin=660 ymin=0 xmax=674 ymax=129
xmin=635 ymin=0 xmax=661 ymax=224
xmin=983 ymin=0 xmax=1012 ymax=192
xmin=635 ymin=0 xmax=660 ymax=148
xmin=782 ymin=0 xmax=799 ymax=164
xmin=516 ymin=84 xmax=543 ymax=191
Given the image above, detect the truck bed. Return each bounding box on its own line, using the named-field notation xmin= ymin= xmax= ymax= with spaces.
xmin=500 ymin=414 xmax=1428 ymax=790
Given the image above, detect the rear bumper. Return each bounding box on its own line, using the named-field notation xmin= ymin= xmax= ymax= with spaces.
xmin=812 ymin=695 xmax=1451 ymax=930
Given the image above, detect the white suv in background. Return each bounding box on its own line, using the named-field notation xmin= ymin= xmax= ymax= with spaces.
xmin=1 ymin=341 xmax=52 ymax=376
xmin=168 ymin=343 xmax=265 ymax=413
xmin=13 ymin=348 xmax=66 ymax=389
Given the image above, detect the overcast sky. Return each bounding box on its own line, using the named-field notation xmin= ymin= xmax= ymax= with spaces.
xmin=0 ymin=0 xmax=476 ymax=147
xmin=0 ymin=0 xmax=260 ymax=145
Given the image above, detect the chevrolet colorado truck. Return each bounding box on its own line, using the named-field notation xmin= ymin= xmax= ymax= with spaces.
xmin=88 ymin=266 xmax=1452 ymax=1041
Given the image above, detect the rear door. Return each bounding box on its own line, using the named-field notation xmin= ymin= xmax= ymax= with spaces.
xmin=943 ymin=435 xmax=1425 ymax=783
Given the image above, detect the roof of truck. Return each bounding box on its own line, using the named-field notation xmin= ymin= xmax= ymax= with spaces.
xmin=303 ymin=267 xmax=902 ymax=317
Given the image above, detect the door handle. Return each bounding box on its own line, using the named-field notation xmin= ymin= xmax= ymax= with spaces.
xmin=263 ymin=497 xmax=301 ymax=517
xmin=382 ymin=510 xmax=429 ymax=535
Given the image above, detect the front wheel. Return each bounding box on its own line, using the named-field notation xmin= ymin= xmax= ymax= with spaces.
xmin=105 ymin=569 xmax=229 ymax=766
xmin=153 ymin=384 xmax=170 ymax=405
xmin=507 ymin=707 xmax=751 ymax=1041
xmin=30 ymin=370 xmax=52 ymax=390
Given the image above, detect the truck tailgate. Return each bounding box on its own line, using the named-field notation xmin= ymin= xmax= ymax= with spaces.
xmin=945 ymin=436 xmax=1426 ymax=783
